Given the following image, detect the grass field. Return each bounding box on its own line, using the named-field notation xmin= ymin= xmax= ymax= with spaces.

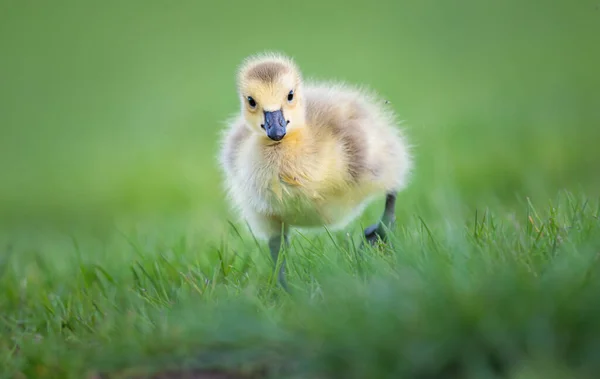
xmin=1 ymin=0 xmax=600 ymax=378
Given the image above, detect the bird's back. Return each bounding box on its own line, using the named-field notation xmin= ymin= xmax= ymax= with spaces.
xmin=302 ymin=80 xmax=409 ymax=190
xmin=303 ymin=80 xmax=396 ymax=131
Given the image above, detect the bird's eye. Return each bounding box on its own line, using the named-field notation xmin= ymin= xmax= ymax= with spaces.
xmin=287 ymin=90 xmax=294 ymax=102
xmin=247 ymin=96 xmax=257 ymax=108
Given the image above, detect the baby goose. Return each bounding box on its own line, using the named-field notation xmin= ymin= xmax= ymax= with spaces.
xmin=219 ymin=52 xmax=412 ymax=289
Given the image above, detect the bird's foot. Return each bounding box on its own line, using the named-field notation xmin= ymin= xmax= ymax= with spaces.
xmin=362 ymin=223 xmax=388 ymax=246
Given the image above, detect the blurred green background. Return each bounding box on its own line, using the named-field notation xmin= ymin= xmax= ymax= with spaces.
xmin=1 ymin=0 xmax=599 ymax=228
xmin=1 ymin=2 xmax=600 ymax=376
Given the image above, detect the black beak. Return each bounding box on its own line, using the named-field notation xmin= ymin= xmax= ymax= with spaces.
xmin=262 ymin=110 xmax=287 ymax=141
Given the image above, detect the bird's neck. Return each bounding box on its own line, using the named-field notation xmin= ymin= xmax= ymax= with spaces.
xmin=258 ymin=124 xmax=316 ymax=169
xmin=280 ymin=124 xmax=310 ymax=147
xmin=258 ymin=124 xmax=312 ymax=150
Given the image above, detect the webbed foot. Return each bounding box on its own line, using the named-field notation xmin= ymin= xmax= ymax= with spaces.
xmin=360 ymin=192 xmax=397 ymax=249
xmin=363 ymin=223 xmax=387 ymax=245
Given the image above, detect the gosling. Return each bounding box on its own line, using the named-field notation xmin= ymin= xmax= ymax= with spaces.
xmin=219 ymin=52 xmax=412 ymax=289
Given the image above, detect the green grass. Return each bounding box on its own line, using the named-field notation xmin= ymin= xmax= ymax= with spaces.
xmin=1 ymin=0 xmax=600 ymax=378
xmin=1 ymin=194 xmax=599 ymax=378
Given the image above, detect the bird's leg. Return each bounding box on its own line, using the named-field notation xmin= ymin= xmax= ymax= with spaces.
xmin=268 ymin=225 xmax=289 ymax=291
xmin=364 ymin=192 xmax=397 ymax=245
